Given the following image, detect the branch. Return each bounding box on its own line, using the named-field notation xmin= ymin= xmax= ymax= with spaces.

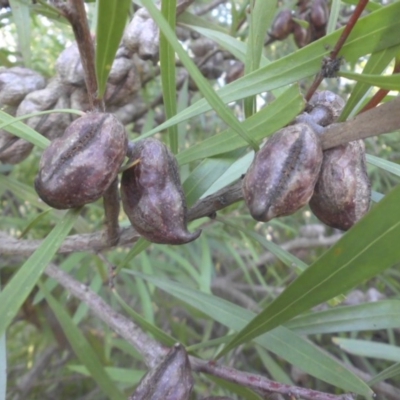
xmin=45 ymin=263 xmax=358 ymax=400
xmin=45 ymin=264 xmax=166 ymax=368
xmin=1 ymin=97 xmax=399 ymax=256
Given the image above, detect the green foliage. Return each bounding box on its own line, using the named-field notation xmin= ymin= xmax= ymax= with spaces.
xmin=2 ymin=0 xmax=400 ymax=399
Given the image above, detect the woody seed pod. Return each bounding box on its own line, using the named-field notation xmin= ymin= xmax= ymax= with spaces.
xmin=121 ymin=138 xmax=201 ymax=245
xmin=309 ymin=140 xmax=371 ymax=230
xmin=243 ymin=123 xmax=323 ymax=222
xmin=129 ymin=344 xmax=193 ymax=400
xmin=35 ymin=112 xmax=127 ymax=209
xmin=268 ymin=10 xmax=294 ymax=41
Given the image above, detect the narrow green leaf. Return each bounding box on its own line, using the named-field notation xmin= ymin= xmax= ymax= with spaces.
xmin=244 ymin=0 xmax=276 ymax=117
xmin=339 ymin=46 xmax=400 ymax=120
xmin=144 ymin=2 xmax=400 ymax=136
xmin=183 ymin=157 xmax=236 ymax=207
xmin=123 ymin=271 xmax=372 ymax=396
xmin=286 ymin=300 xmax=400 ymax=334
xmin=339 ymin=71 xmax=400 ymax=91
xmin=176 ymin=85 xmax=304 ymax=165
xmin=326 ymin=0 xmax=340 ymax=34
xmin=41 ymin=285 xmax=125 ymax=400
xmin=68 ymin=365 xmax=145 ymax=384
xmin=219 ymin=218 xmax=308 ymax=272
xmin=9 ymin=0 xmax=31 ymax=66
xmin=96 ymin=0 xmax=130 ymax=98
xmin=334 ymin=338 xmax=400 ymax=363
xmin=118 ymin=237 xmax=151 ymax=272
xmin=160 ymin=0 xmax=178 ymax=153
xmin=141 ymin=0 xmax=259 ymax=151
xmin=0 ymin=110 xmax=50 ymax=149
xmin=0 ymin=208 xmax=80 ymax=338
xmin=112 ymin=290 xmax=176 ymax=346
xmin=219 ymin=184 xmax=400 ymax=357
xmin=367 ymin=154 xmax=400 ymax=176
xmin=181 ymin=24 xmax=268 ymax=66
xmin=369 ymin=362 xmax=400 ymax=385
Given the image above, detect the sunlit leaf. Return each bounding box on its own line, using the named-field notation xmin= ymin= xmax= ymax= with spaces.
xmin=0 ymin=208 xmax=80 ymax=338
xmin=96 ymin=0 xmax=130 ymax=98
xmin=219 ymin=184 xmax=400 ymax=357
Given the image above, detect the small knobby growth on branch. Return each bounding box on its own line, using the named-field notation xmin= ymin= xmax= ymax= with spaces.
xmin=2 ymin=0 xmax=400 ymax=400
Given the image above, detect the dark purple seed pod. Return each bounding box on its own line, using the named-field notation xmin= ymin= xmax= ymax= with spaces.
xmin=268 ymin=10 xmax=295 ymax=40
xmin=121 ymin=138 xmax=201 ymax=245
xmin=35 ymin=112 xmax=127 ymax=209
xmin=309 ymin=140 xmax=371 ymax=231
xmin=242 ymin=123 xmax=323 ymax=222
xmin=129 ymin=344 xmax=193 ymax=400
xmin=306 ymin=90 xmax=345 ymax=126
xmin=310 ymin=0 xmax=329 ymax=30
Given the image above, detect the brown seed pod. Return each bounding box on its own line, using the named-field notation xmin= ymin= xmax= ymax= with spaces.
xmin=242 ymin=123 xmax=323 ymax=222
xmin=129 ymin=344 xmax=193 ymax=400
xmin=0 ymin=67 xmax=46 ymax=107
xmin=123 ymin=7 xmax=159 ymax=61
xmin=305 ymin=90 xmax=345 ymax=126
xmin=56 ymin=42 xmax=85 ymax=86
xmin=293 ymin=22 xmax=311 ymax=48
xmin=268 ymin=9 xmax=295 ymax=41
xmin=121 ymin=138 xmax=201 ymax=245
xmin=310 ymin=0 xmax=329 ymax=30
xmin=309 ymin=140 xmax=371 ymax=230
xmin=35 ymin=112 xmax=127 ymax=209
xmin=0 ymin=131 xmax=34 ymax=165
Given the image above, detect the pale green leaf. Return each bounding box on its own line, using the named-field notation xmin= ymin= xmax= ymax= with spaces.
xmin=96 ymin=0 xmax=130 ymax=98
xmin=0 ymin=208 xmax=80 ymax=338
xmin=219 ymin=184 xmax=400 ymax=357
xmin=123 ymin=271 xmax=372 ymax=396
xmin=42 ymin=285 xmax=126 ymax=400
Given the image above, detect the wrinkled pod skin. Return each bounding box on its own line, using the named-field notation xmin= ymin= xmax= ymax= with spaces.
xmin=242 ymin=123 xmax=323 ymax=222
xmin=129 ymin=344 xmax=193 ymax=400
xmin=309 ymin=140 xmax=371 ymax=231
xmin=121 ymin=138 xmax=201 ymax=245
xmin=35 ymin=112 xmax=127 ymax=209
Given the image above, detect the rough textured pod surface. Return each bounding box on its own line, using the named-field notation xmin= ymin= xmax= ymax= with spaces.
xmin=35 ymin=112 xmax=127 ymax=209
xmin=129 ymin=344 xmax=193 ymax=400
xmin=306 ymin=90 xmax=345 ymax=126
xmin=121 ymin=138 xmax=201 ymax=245
xmin=242 ymin=123 xmax=323 ymax=222
xmin=310 ymin=140 xmax=371 ymax=230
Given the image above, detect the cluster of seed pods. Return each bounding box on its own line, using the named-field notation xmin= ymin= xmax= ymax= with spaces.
xmin=266 ymin=0 xmax=329 ymax=48
xmin=243 ymin=91 xmax=371 ymax=231
xmin=34 ymin=110 xmax=199 ymax=245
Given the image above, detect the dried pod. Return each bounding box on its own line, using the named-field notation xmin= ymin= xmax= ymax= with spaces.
xmin=105 ymin=58 xmax=141 ymax=107
xmin=306 ymin=90 xmax=345 ymax=125
xmin=0 ymin=131 xmax=34 ymax=164
xmin=0 ymin=67 xmax=46 ymax=107
xmin=121 ymin=138 xmax=201 ymax=245
xmin=310 ymin=0 xmax=329 ymax=30
xmin=293 ymin=22 xmax=311 ymax=48
xmin=56 ymin=42 xmax=85 ymax=86
xmin=17 ymin=78 xmax=73 ymax=139
xmin=242 ymin=123 xmax=323 ymax=222
xmin=268 ymin=10 xmax=294 ymax=41
xmin=35 ymin=112 xmax=127 ymax=209
xmin=123 ymin=7 xmax=159 ymax=61
xmin=309 ymin=140 xmax=371 ymax=230
xmin=129 ymin=344 xmax=193 ymax=400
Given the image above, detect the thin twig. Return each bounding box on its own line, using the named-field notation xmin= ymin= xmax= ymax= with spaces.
xmin=45 ymin=263 xmax=166 ymax=368
xmin=52 ymin=0 xmax=103 ymax=111
xmin=102 ymin=178 xmax=120 ymax=247
xmin=305 ymin=0 xmax=369 ymax=101
xmin=45 ymin=263 xmax=359 ymax=400
xmin=1 ymin=97 xmax=400 ymax=257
